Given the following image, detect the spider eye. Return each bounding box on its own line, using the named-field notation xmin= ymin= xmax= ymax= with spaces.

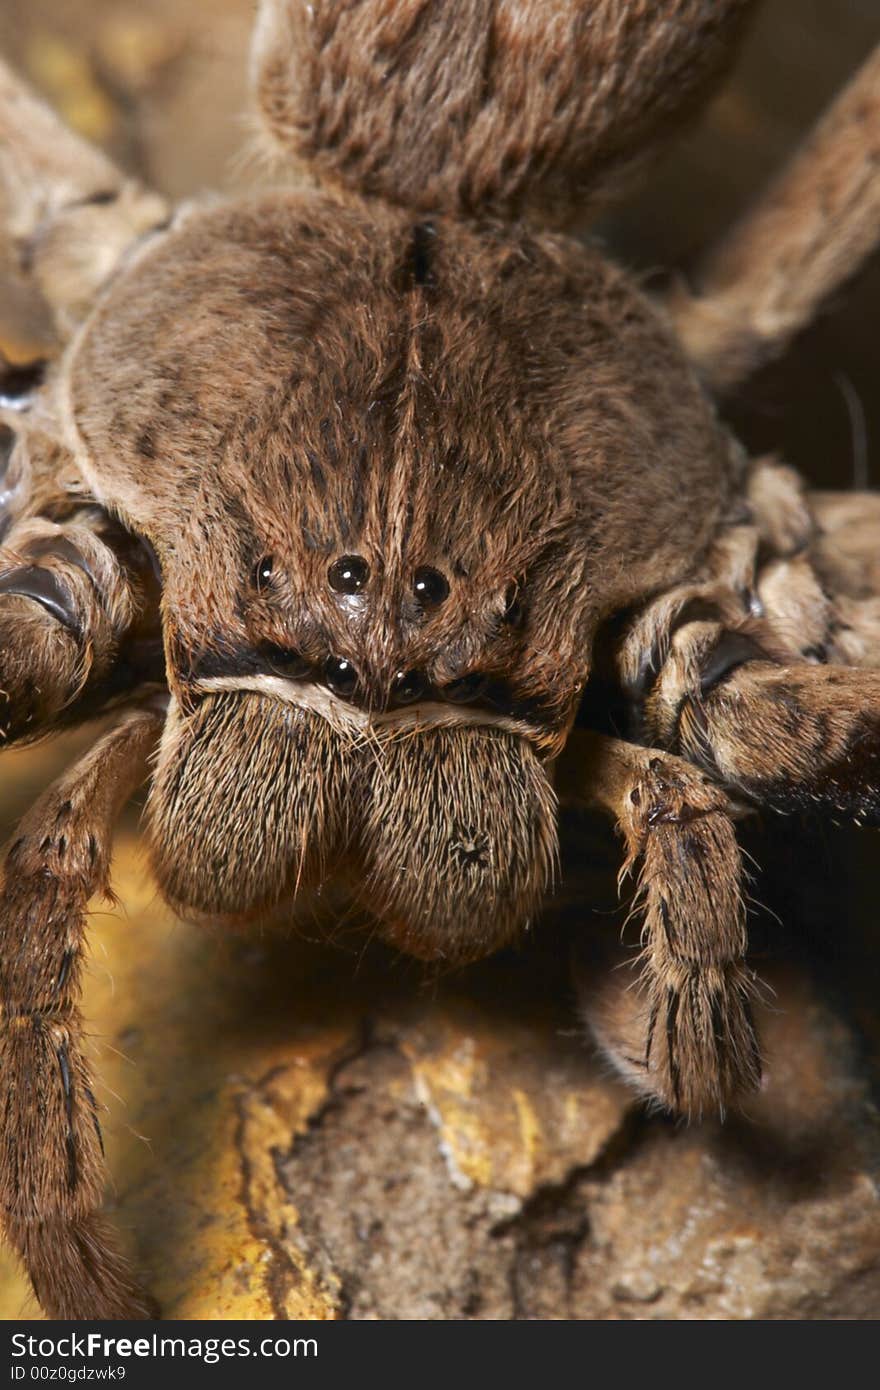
xmin=261 ymin=643 xmax=310 ymax=679
xmin=413 ymin=566 xmax=449 ymax=607
xmin=328 ymin=554 xmax=370 ymax=594
xmin=391 ymin=669 xmax=428 ymax=705
xmin=443 ymin=672 xmax=489 ymax=704
xmin=253 ymin=556 xmax=274 ymax=592
xmin=324 ymin=655 xmax=358 ymax=698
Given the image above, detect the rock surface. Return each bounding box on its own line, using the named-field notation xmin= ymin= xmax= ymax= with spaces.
xmin=0 ymin=744 xmax=878 ymax=1320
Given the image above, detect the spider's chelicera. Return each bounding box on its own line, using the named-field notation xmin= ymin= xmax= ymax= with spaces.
xmin=0 ymin=0 xmax=879 ymax=1321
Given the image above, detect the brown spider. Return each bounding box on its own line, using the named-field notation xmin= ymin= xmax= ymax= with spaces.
xmin=0 ymin=0 xmax=879 ymax=1321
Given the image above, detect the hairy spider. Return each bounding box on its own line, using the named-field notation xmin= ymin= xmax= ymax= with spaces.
xmin=0 ymin=0 xmax=879 ymax=1320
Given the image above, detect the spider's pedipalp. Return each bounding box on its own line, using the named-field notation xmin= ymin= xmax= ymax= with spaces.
xmin=0 ymin=503 xmax=163 ymax=746
xmin=0 ymin=706 xmax=163 ymax=1319
xmin=557 ymin=732 xmax=759 ymax=1119
xmin=567 ymin=477 xmax=880 ymax=1119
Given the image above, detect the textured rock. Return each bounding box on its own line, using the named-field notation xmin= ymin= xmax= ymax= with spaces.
xmin=569 ymin=971 xmax=880 ymax=1320
xmin=0 ymin=779 xmax=877 ymax=1319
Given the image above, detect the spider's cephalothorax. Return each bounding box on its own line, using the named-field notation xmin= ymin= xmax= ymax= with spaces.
xmin=1 ymin=0 xmax=879 ymax=1319
xmin=69 ymin=191 xmax=729 ymax=952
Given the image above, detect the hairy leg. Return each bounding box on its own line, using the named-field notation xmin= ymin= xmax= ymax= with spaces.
xmin=0 ymin=705 xmax=163 ymax=1319
xmin=0 ymin=57 xmax=167 ymax=337
xmin=557 ymin=731 xmax=760 ymax=1118
xmin=608 ymin=482 xmax=880 ymax=823
xmin=810 ymin=490 xmax=880 ymax=598
xmin=611 ymin=460 xmax=880 ymax=751
xmin=679 ymin=660 xmax=880 ymax=825
xmin=0 ymin=504 xmax=161 ymax=746
xmin=667 ymin=43 xmax=880 ymax=392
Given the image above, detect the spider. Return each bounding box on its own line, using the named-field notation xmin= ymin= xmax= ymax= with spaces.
xmin=0 ymin=0 xmax=879 ymax=1321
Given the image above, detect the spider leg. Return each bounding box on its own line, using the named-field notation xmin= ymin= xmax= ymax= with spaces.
xmin=667 ymin=42 xmax=880 ymax=393
xmin=679 ymin=660 xmax=880 ymax=825
xmin=801 ymin=490 xmax=880 ymax=667
xmin=0 ymin=705 xmax=163 ymax=1319
xmin=0 ymin=57 xmax=167 ymax=338
xmin=557 ymin=732 xmax=760 ymax=1119
xmin=0 ymin=499 xmax=161 ymax=747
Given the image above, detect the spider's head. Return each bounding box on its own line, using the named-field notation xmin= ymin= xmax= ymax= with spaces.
xmin=124 ymin=201 xmax=581 ymax=959
xmin=65 ymin=185 xmax=729 ymax=961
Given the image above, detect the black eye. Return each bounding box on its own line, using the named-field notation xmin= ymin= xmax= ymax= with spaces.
xmin=324 ymin=655 xmax=358 ymax=698
xmin=443 ymin=672 xmax=489 ymax=704
xmin=328 ymin=554 xmax=370 ymax=594
xmin=391 ymin=669 xmax=428 ymax=705
xmin=253 ymin=556 xmax=274 ymax=592
xmin=261 ymin=643 xmax=310 ymax=679
xmin=413 ymin=566 xmax=449 ymax=607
